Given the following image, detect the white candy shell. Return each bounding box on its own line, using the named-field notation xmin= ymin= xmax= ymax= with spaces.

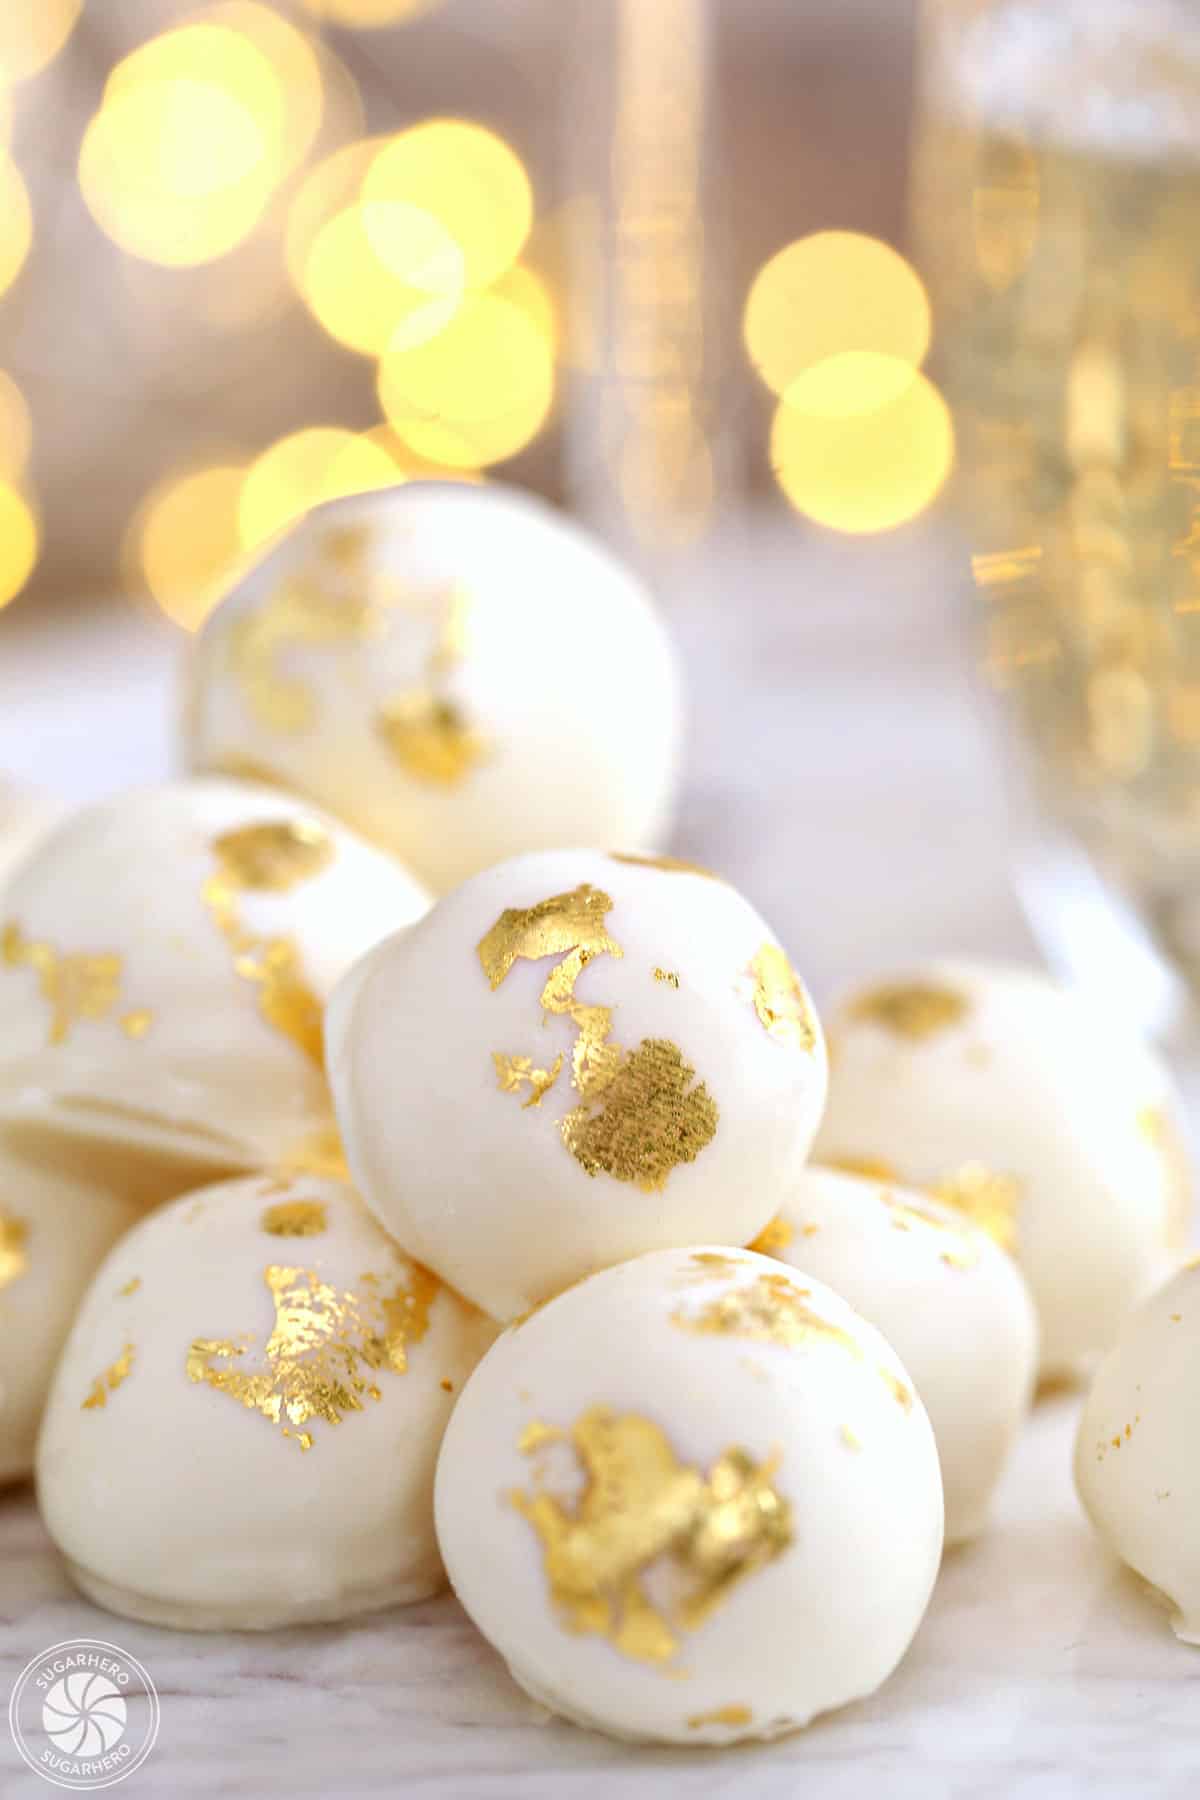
xmin=37 ymin=1173 xmax=496 ymax=1630
xmin=183 ymin=483 xmax=684 ymax=893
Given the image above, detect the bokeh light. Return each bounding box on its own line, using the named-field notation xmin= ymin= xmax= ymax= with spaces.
xmin=377 ymin=292 xmax=554 ymax=468
xmin=238 ymin=428 xmax=399 ymax=549
xmin=204 ymin=3 xmax=324 ymax=177
xmin=744 ymin=232 xmax=932 ymax=397
xmin=79 ymin=23 xmax=294 ymax=267
xmin=296 ymin=1 xmax=444 ymax=31
xmin=0 ymin=0 xmax=81 ymax=85
xmin=770 ymin=353 xmax=954 ymax=534
xmin=133 ymin=463 xmax=247 ymax=631
xmin=299 ymin=198 xmax=463 ymax=356
xmin=0 ymin=158 xmax=32 ymax=298
xmin=0 ymin=371 xmax=32 ymax=481
xmin=363 ymin=120 xmax=532 ymax=293
xmin=0 ymin=482 xmax=38 ymax=610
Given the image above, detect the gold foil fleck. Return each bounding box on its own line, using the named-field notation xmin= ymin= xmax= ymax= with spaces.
xmin=653 ymin=967 xmax=681 ymax=988
xmin=518 ymin=1419 xmax=565 ymax=1454
xmin=0 ymin=1209 xmax=29 ymax=1291
xmin=2 ymin=922 xmax=123 ymax=1047
xmin=880 ymin=1369 xmax=913 ymax=1413
xmin=440 ymin=1377 xmax=454 ymax=1392
xmin=186 ymin=1259 xmax=439 ymax=1447
xmin=848 ymin=982 xmax=970 ymax=1041
xmin=610 ymin=853 xmax=719 ymax=879
xmin=82 ymin=1342 xmax=135 ymax=1410
xmin=840 ymin=1423 xmax=862 ymax=1451
xmin=932 ymin=1163 xmax=1021 ymax=1253
xmin=376 ymin=586 xmax=488 ymax=786
xmin=121 ymin=1009 xmax=153 ymax=1039
xmin=826 ymin=1153 xmax=901 ymax=1182
xmin=511 ymin=1406 xmax=792 ymax=1667
xmin=881 ymin=1191 xmax=981 ymax=1271
xmin=481 ymin=885 xmax=718 ymax=1190
xmin=118 ymin=1277 xmax=141 ymax=1298
xmin=687 ymin=1706 xmax=752 ymax=1729
xmin=672 ymin=1270 xmax=862 ymax=1359
xmin=201 ymin=820 xmax=332 ymax=1064
xmin=228 ymin=573 xmax=379 ymax=734
xmin=742 ymin=944 xmax=817 ymax=1053
xmin=746 ymin=1215 xmax=795 ymax=1257
xmin=262 ymin=1200 xmax=328 ymax=1237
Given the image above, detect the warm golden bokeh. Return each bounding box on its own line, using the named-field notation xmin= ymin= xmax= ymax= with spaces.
xmin=238 ymin=427 xmax=399 ymax=549
xmin=296 ymin=0 xmax=443 ymax=23
xmin=363 ymin=119 xmax=533 ymax=293
xmin=0 ymin=158 xmax=32 ymax=299
xmin=377 ymin=291 xmax=554 ymax=468
xmin=0 ymin=0 xmax=81 ymax=85
xmin=0 ymin=482 xmax=38 ymax=610
xmin=134 ymin=463 xmax=248 ymax=631
xmin=771 ymin=353 xmax=954 ymax=533
xmin=204 ymin=2 xmax=325 ymax=178
xmin=744 ymin=231 xmax=932 ymax=398
xmin=300 ymin=199 xmax=463 ymax=357
xmin=0 ymin=371 xmax=31 ymax=482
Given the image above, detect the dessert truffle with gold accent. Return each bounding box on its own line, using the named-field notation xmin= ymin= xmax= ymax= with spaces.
xmin=37 ymin=1172 xmax=496 ymax=1630
xmin=813 ymin=959 xmax=1190 ymax=1381
xmin=0 ymin=1132 xmax=144 ymax=1486
xmin=182 ymin=483 xmax=684 ymax=894
xmin=754 ymin=1165 xmax=1038 ymax=1544
xmin=326 ymin=848 xmax=827 ymax=1321
xmin=1074 ymin=1258 xmax=1200 ymax=1646
xmin=434 ymin=1244 xmax=943 ymax=1745
xmin=0 ymin=779 xmax=429 ymax=1187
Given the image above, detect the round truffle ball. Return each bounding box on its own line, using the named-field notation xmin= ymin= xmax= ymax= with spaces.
xmin=0 ymin=779 xmax=428 ymax=1182
xmin=814 ymin=959 xmax=1189 ymax=1380
xmin=182 ymin=484 xmax=684 ymax=893
xmin=1074 ymin=1259 xmax=1200 ymax=1646
xmin=435 ymin=1245 xmax=943 ymax=1744
xmin=0 ymin=1132 xmax=144 ymax=1485
xmin=0 ymin=779 xmax=59 ymax=891
xmin=753 ymin=1166 xmax=1038 ymax=1543
xmin=37 ymin=1172 xmax=496 ymax=1630
xmin=327 ymin=849 xmax=827 ymax=1320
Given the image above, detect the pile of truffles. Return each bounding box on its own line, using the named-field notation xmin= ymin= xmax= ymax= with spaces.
xmin=2 ymin=483 xmax=1197 ymax=1749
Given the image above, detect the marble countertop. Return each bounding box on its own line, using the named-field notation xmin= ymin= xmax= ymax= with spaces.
xmin=1 ymin=516 xmax=1198 ymax=1796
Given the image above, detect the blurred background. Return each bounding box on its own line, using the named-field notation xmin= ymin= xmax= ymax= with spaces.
xmin=0 ymin=0 xmax=932 ymax=624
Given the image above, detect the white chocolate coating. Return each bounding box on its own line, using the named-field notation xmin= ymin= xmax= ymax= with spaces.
xmin=814 ymin=959 xmax=1189 ymax=1380
xmin=183 ymin=483 xmax=684 ymax=894
xmin=1075 ymin=1259 xmax=1200 ymax=1647
xmin=0 ymin=780 xmax=60 ymax=892
xmin=761 ymin=1166 xmax=1038 ymax=1544
xmin=434 ymin=1245 xmax=943 ymax=1745
xmin=0 ymin=1132 xmax=143 ymax=1486
xmin=37 ymin=1173 xmax=497 ymax=1630
xmin=327 ymin=849 xmax=827 ymax=1320
xmin=0 ymin=779 xmax=429 ymax=1181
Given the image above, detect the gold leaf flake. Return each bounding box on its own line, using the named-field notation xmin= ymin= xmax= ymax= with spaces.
xmin=742 ymin=944 xmax=817 ymax=1052
xmin=375 ymin=586 xmax=488 ymax=786
xmin=687 ymin=1706 xmax=752 ymax=1729
xmin=848 ymin=981 xmax=969 ymax=1041
xmin=121 ymin=1009 xmax=153 ymax=1039
xmin=653 ymin=967 xmax=680 ymax=988
xmin=932 ymin=1163 xmax=1020 ymax=1253
xmin=880 ymin=1190 xmax=980 ymax=1271
xmin=186 ymin=1261 xmax=438 ymax=1447
xmin=746 ymin=1214 xmax=794 ymax=1256
xmin=512 ymin=1406 xmax=792 ymax=1666
xmin=118 ymin=1277 xmax=141 ymax=1298
xmin=82 ymin=1343 xmax=135 ymax=1410
xmin=2 ymin=922 xmax=123 ymax=1047
xmin=610 ymin=853 xmax=719 ymax=879
xmin=210 ymin=818 xmax=335 ymax=892
xmin=0 ymin=1209 xmax=29 ymax=1291
xmin=261 ymin=1199 xmax=328 ymax=1237
xmin=672 ymin=1270 xmax=862 ymax=1358
xmin=492 ymin=1051 xmax=564 ymax=1108
xmin=227 ymin=574 xmax=379 ymax=735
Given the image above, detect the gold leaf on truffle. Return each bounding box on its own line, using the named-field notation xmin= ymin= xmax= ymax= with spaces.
xmin=512 ymin=1405 xmax=792 ymax=1666
xmin=672 ymin=1270 xmax=862 ymax=1359
xmin=880 ymin=1190 xmax=980 ymax=1271
xmin=2 ymin=922 xmax=123 ymax=1047
xmin=186 ymin=1260 xmax=438 ymax=1448
xmin=261 ymin=1199 xmax=328 ymax=1237
xmin=848 ymin=981 xmax=969 ymax=1041
xmin=0 ymin=1208 xmax=28 ymax=1291
xmin=931 ymin=1162 xmax=1020 ymax=1253
xmin=741 ymin=944 xmax=817 ymax=1052
xmin=227 ymin=575 xmax=379 ymax=735
xmin=82 ymin=1342 xmax=136 ymax=1410
xmin=493 ymin=1050 xmax=564 ymax=1108
xmin=687 ymin=1706 xmax=752 ymax=1729
xmin=610 ymin=853 xmax=720 ymax=879
xmin=746 ymin=1214 xmax=794 ymax=1256
xmin=376 ymin=586 xmax=488 ymax=786
xmin=561 ymin=1038 xmax=717 ymax=1192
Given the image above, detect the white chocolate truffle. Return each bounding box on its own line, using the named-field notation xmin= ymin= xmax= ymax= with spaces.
xmin=1075 ymin=1259 xmax=1200 ymax=1645
xmin=0 ymin=1132 xmax=144 ymax=1486
xmin=0 ymin=779 xmax=429 ymax=1181
xmin=37 ymin=1172 xmax=496 ymax=1630
xmin=755 ymin=1167 xmax=1038 ymax=1543
xmin=435 ymin=1245 xmax=943 ymax=1744
xmin=327 ymin=850 xmax=827 ymax=1320
xmin=183 ymin=483 xmax=684 ymax=894
xmin=0 ymin=780 xmax=60 ymax=891
xmin=814 ymin=960 xmax=1189 ymax=1381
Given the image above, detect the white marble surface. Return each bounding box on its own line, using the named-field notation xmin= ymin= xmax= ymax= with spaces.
xmin=1 ymin=516 xmax=1198 ymax=1796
